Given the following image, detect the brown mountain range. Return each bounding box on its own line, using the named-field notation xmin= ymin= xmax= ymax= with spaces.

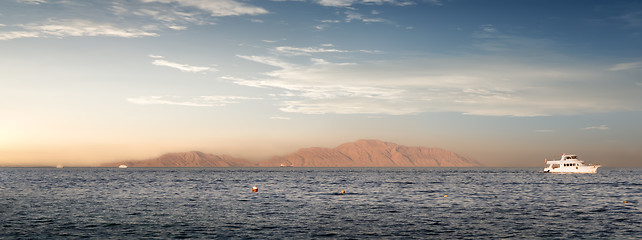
xmin=104 ymin=151 xmax=254 ymax=167
xmin=103 ymin=139 xmax=481 ymax=167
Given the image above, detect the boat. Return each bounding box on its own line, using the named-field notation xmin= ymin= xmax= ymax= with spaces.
xmin=118 ymin=164 xmax=128 ymax=169
xmin=543 ymin=154 xmax=600 ymax=173
xmin=56 ymin=164 xmax=64 ymax=169
xmin=280 ymin=163 xmax=293 ymax=167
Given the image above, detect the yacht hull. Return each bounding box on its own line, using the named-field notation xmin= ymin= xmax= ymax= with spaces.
xmin=543 ymin=166 xmax=599 ymax=173
xmin=543 ymin=154 xmax=600 ymax=173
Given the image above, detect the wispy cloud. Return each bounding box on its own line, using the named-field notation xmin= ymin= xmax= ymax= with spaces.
xmin=270 ymin=116 xmax=291 ymax=120
xmin=141 ymin=0 xmax=268 ymax=17
xmin=536 ymin=129 xmax=554 ymax=133
xmin=16 ymin=0 xmax=47 ymax=4
xmin=275 ymin=46 xmax=350 ymax=56
xmin=127 ymin=95 xmax=261 ymax=107
xmin=345 ymin=11 xmax=386 ymax=23
xmin=150 ymin=55 xmax=216 ymax=73
xmin=316 ymin=0 xmax=356 ymax=7
xmin=273 ymin=45 xmax=377 ymax=57
xmin=236 ymin=55 xmax=295 ymax=68
xmin=609 ymin=61 xmax=642 ymax=71
xmin=321 ymin=19 xmax=341 ymax=23
xmin=315 ymin=0 xmax=416 ymax=7
xmin=232 ymin=45 xmax=642 ymax=116
xmin=472 ymin=24 xmax=555 ymax=53
xmin=0 ymin=19 xmax=158 ymax=40
xmin=4 ymin=0 xmax=270 ymax=40
xmin=582 ymin=125 xmax=609 ymax=130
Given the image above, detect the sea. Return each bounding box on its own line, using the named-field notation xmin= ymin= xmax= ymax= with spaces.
xmin=1 ymin=167 xmax=640 ymax=239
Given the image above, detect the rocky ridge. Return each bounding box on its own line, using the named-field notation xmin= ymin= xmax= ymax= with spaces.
xmin=104 ymin=139 xmax=481 ymax=167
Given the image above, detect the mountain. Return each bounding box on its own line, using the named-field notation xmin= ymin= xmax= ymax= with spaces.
xmin=102 ymin=151 xmax=256 ymax=167
xmin=102 ymin=140 xmax=481 ymax=167
xmin=259 ymin=139 xmax=481 ymax=167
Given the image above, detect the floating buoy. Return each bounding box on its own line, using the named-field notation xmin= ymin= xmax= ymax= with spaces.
xmin=623 ymin=201 xmax=628 ymax=203
xmin=252 ymin=186 xmax=258 ymax=192
xmin=340 ymin=190 xmax=345 ymax=194
xmin=444 ymin=195 xmax=448 ymax=198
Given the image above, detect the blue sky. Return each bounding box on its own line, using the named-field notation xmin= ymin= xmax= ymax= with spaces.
xmin=1 ymin=0 xmax=641 ymax=166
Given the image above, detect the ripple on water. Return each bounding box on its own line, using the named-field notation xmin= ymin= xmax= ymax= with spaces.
xmin=0 ymin=167 xmax=640 ymax=239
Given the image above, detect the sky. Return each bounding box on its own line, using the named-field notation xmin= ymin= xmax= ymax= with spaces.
xmin=1 ymin=0 xmax=641 ymax=167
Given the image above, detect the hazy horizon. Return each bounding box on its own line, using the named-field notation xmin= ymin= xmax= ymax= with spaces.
xmin=2 ymin=0 xmax=642 ymax=168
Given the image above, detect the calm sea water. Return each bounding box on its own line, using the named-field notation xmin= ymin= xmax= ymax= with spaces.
xmin=1 ymin=167 xmax=640 ymax=239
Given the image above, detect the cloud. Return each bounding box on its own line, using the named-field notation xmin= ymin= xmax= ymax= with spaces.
xmin=232 ymin=48 xmax=642 ymax=116
xmin=270 ymin=116 xmax=291 ymax=120
xmin=127 ymin=95 xmax=261 ymax=107
xmin=609 ymin=61 xmax=642 ymax=71
xmin=107 ymin=0 xmax=268 ymax=30
xmin=345 ymin=11 xmax=386 ymax=23
xmin=472 ymin=24 xmax=556 ymax=53
xmin=272 ymin=45 xmax=377 ymax=57
xmin=321 ymin=19 xmax=341 ymax=23
xmin=480 ymin=24 xmax=497 ymax=33
xmin=315 ymin=25 xmax=327 ymax=30
xmin=236 ymin=55 xmax=295 ymax=68
xmin=167 ymin=25 xmax=188 ymax=30
xmin=16 ymin=0 xmax=47 ymax=4
xmin=582 ymin=125 xmax=609 ymax=131
xmin=0 ymin=31 xmax=41 ymax=40
xmin=0 ymin=19 xmax=158 ymax=40
xmin=315 ymin=0 xmax=415 ymax=7
xmin=150 ymin=55 xmax=216 ymax=73
xmin=141 ymin=0 xmax=268 ymax=17
xmin=275 ymin=46 xmax=350 ymax=56
xmin=317 ymin=0 xmax=356 ymax=7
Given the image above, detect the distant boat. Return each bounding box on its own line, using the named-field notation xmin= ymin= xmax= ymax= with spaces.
xmin=118 ymin=164 xmax=128 ymax=169
xmin=280 ymin=163 xmax=293 ymax=167
xmin=543 ymin=154 xmax=600 ymax=173
xmin=56 ymin=165 xmax=64 ymax=169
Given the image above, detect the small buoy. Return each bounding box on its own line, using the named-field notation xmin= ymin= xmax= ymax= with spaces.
xmin=340 ymin=190 xmax=345 ymax=194
xmin=623 ymin=201 xmax=628 ymax=203
xmin=444 ymin=195 xmax=448 ymax=198
xmin=252 ymin=186 xmax=258 ymax=192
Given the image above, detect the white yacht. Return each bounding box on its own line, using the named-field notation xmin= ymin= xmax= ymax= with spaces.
xmin=543 ymin=154 xmax=600 ymax=173
xmin=118 ymin=164 xmax=128 ymax=169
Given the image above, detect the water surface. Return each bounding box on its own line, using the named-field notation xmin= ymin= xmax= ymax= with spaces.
xmin=1 ymin=168 xmax=640 ymax=239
